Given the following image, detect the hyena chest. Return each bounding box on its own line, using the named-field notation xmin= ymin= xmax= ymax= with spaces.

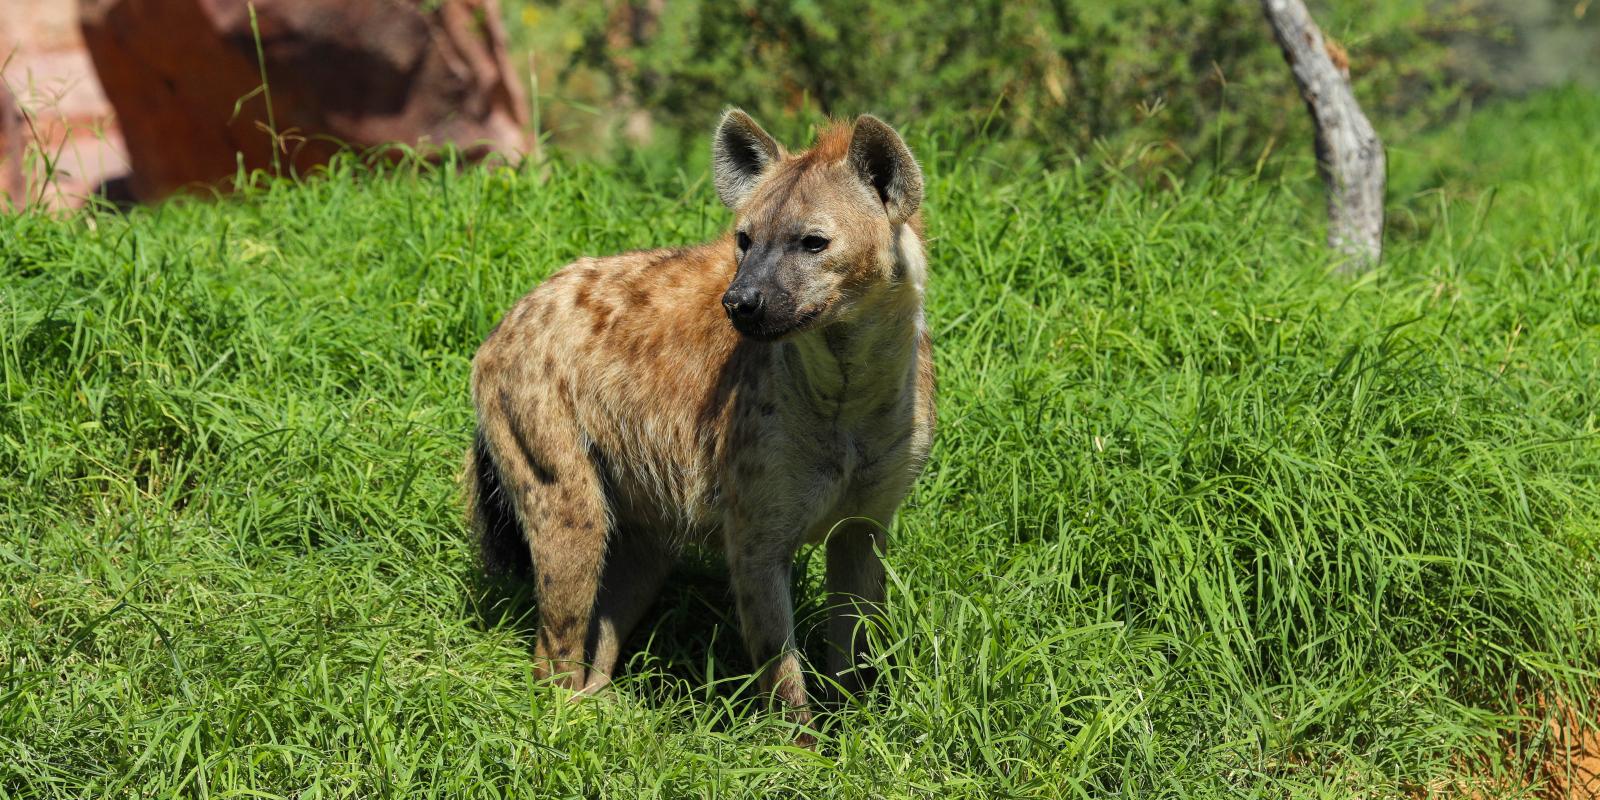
xmin=749 ymin=395 xmax=923 ymax=544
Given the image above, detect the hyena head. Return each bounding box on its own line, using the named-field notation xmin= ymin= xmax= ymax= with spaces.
xmin=711 ymin=109 xmax=925 ymax=341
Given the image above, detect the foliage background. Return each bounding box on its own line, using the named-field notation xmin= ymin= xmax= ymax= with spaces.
xmin=502 ymin=0 xmax=1598 ymax=167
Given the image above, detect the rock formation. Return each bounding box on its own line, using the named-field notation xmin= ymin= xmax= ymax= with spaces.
xmin=79 ymin=0 xmax=529 ymax=201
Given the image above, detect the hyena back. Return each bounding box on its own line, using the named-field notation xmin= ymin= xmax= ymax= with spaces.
xmin=467 ymin=110 xmax=934 ymax=736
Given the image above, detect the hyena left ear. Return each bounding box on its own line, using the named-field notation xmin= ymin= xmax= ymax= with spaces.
xmin=712 ymin=108 xmax=783 ymax=210
xmin=847 ymin=115 xmax=923 ymax=224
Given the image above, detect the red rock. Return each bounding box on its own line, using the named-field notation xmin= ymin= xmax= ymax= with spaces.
xmin=78 ymin=0 xmax=529 ymax=201
xmin=1 ymin=0 xmax=131 ymax=209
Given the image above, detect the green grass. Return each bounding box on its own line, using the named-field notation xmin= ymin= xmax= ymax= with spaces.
xmin=2 ymin=87 xmax=1598 ymax=798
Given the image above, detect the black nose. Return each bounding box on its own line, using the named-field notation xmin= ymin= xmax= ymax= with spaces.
xmin=722 ymin=286 xmax=764 ymax=324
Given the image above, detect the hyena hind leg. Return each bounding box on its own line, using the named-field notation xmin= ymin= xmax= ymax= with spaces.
xmin=478 ymin=410 xmax=610 ymax=692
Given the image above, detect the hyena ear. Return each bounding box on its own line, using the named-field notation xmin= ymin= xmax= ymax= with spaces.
xmin=712 ymin=108 xmax=783 ymax=210
xmin=847 ymin=114 xmax=923 ymax=224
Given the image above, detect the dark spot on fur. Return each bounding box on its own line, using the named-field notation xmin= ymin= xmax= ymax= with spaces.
xmin=546 ymin=616 xmax=575 ymax=638
xmin=759 ymin=402 xmax=777 ymax=417
xmin=525 ymin=450 xmax=558 ymax=485
xmin=543 ymin=355 xmax=556 ymax=375
xmin=626 ymin=285 xmax=651 ymax=309
xmin=574 ymin=285 xmax=592 ymax=310
xmin=495 ymin=387 xmax=518 ymax=421
xmin=500 ymin=389 xmax=558 ymax=485
xmin=590 ymin=314 xmax=609 ymax=337
xmin=542 ymin=574 xmax=553 ymax=589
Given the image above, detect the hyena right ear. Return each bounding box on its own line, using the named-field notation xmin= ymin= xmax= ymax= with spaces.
xmin=712 ymin=109 xmax=782 ymax=210
xmin=848 ymin=114 xmax=923 ymax=224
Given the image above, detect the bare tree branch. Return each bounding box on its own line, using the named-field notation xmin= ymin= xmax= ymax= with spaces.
xmin=1262 ymin=0 xmax=1386 ymax=271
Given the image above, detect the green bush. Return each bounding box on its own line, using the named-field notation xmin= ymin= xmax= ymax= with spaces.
xmin=509 ymin=0 xmax=1488 ymax=169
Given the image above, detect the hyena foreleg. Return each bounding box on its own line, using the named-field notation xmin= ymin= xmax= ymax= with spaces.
xmin=724 ymin=520 xmax=814 ymax=734
xmin=824 ymin=519 xmax=887 ymax=698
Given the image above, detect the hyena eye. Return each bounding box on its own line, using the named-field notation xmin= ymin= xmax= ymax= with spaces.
xmin=800 ymin=235 xmax=830 ymax=253
xmin=736 ymin=231 xmax=751 ymax=252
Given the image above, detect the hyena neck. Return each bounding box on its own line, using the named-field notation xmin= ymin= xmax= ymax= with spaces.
xmin=782 ymin=226 xmax=927 ymax=424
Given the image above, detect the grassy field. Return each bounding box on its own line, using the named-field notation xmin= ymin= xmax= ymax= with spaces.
xmin=2 ymin=88 xmax=1598 ymax=798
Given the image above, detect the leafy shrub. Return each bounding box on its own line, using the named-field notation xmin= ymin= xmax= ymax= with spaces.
xmin=506 ymin=0 xmax=1491 ymax=169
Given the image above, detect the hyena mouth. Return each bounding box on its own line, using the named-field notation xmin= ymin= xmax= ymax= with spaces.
xmin=736 ymin=306 xmax=823 ymax=342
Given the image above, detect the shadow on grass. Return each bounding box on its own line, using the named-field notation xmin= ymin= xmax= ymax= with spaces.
xmin=465 ymin=548 xmax=839 ymax=716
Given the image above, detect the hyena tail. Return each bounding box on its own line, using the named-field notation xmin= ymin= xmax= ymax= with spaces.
xmin=469 ymin=429 xmax=533 ymax=577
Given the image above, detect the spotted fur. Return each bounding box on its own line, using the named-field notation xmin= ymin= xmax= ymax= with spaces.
xmin=467 ymin=110 xmax=935 ymax=741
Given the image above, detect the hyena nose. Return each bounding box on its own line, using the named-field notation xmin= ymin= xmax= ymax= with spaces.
xmin=722 ymin=286 xmax=765 ymax=324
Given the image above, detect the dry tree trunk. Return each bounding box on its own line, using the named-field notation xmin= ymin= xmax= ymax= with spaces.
xmin=1261 ymin=0 xmax=1386 ymax=272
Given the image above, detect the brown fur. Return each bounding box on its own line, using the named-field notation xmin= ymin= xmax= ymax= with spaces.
xmin=467 ymin=110 xmax=934 ymax=743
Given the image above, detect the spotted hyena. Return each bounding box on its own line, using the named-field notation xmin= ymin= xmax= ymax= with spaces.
xmin=467 ymin=109 xmax=934 ymax=737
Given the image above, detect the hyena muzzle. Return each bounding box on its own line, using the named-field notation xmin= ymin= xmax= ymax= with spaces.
xmin=467 ymin=109 xmax=934 ymax=741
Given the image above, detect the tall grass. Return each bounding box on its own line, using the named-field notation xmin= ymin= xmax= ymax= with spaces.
xmin=1 ymin=88 xmax=1597 ymax=797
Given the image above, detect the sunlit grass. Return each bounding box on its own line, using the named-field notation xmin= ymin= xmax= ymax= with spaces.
xmin=1 ymin=88 xmax=1597 ymax=797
